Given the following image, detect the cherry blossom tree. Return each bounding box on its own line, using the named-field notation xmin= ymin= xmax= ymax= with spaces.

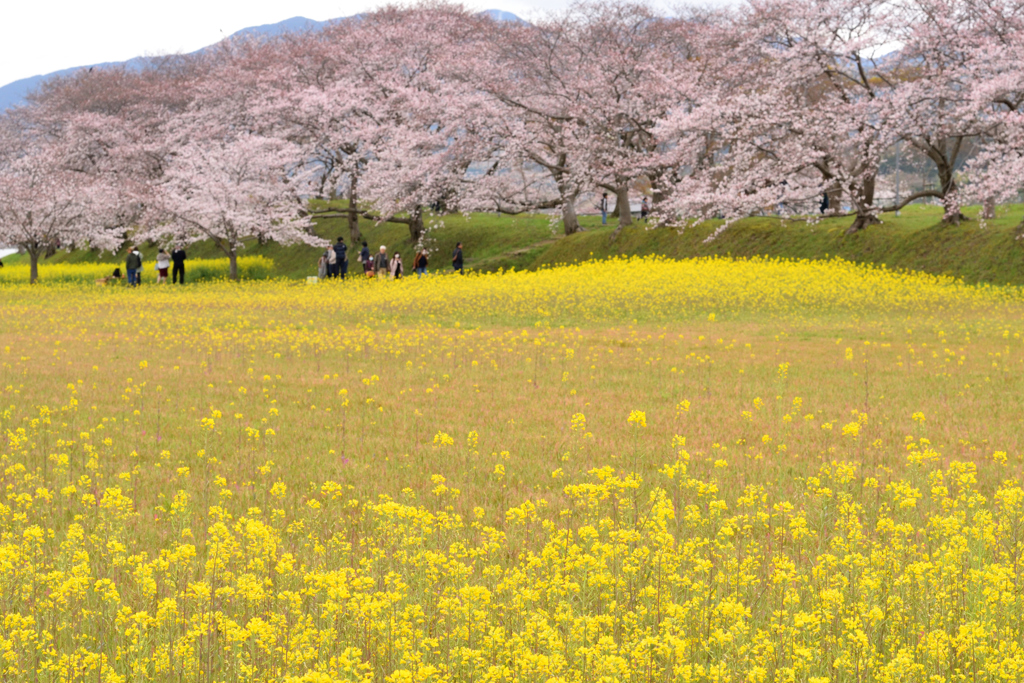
xmin=656 ymin=0 xmax=912 ymax=235
xmin=340 ymin=5 xmax=499 ymax=243
xmin=10 ymin=0 xmax=1024 ymax=256
xmin=958 ymin=0 xmax=1024 ymax=224
xmin=0 ymin=117 xmax=125 ymax=283
xmin=146 ymin=130 xmax=322 ymax=280
xmin=888 ymin=0 xmax=1002 ymax=222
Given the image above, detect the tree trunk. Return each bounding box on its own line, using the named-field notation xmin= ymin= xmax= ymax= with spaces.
xmin=937 ymin=164 xmax=965 ymax=224
xmin=826 ymin=183 xmax=842 ymax=214
xmin=649 ymin=174 xmax=672 ymax=208
xmin=981 ymin=196 xmax=996 ymax=220
xmin=608 ymin=185 xmax=633 ymax=242
xmin=846 ymin=175 xmax=878 ymax=234
xmin=562 ymin=197 xmax=580 ymax=235
xmin=846 ymin=213 xmax=881 ymax=234
xmin=29 ymin=249 xmax=40 ymax=284
xmin=229 ymin=251 xmax=238 ymax=281
xmin=347 ymin=181 xmax=363 ymax=244
xmin=615 ymin=185 xmax=632 ymax=228
xmin=407 ymin=206 xmax=424 ymax=243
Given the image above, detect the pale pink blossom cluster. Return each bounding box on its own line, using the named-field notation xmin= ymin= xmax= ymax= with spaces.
xmin=3 ymin=0 xmax=1024 ymax=281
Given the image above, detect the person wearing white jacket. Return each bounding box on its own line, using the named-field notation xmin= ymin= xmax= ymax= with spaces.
xmin=155 ymin=249 xmax=171 ymax=284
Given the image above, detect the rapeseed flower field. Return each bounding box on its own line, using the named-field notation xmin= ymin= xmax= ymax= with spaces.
xmin=2 ymin=256 xmax=1024 ymax=682
xmin=0 ymin=256 xmax=274 ymax=284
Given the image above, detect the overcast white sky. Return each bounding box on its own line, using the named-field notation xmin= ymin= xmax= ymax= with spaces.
xmin=0 ymin=0 xmax=589 ymax=88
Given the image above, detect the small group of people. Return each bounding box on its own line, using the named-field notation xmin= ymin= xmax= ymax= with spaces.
xmin=318 ymin=237 xmax=350 ymax=279
xmin=320 ymin=239 xmax=464 ymax=280
xmin=115 ymin=246 xmax=187 ymax=286
xmin=599 ymin=192 xmax=650 ymax=224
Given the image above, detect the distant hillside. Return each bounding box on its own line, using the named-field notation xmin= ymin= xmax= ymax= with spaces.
xmin=0 ymin=10 xmax=524 ymax=112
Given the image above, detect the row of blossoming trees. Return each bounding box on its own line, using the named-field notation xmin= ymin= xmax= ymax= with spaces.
xmin=2 ymin=0 xmax=1024 ymax=281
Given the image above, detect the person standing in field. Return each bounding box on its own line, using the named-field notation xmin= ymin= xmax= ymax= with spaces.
xmin=156 ymin=249 xmax=171 ymax=284
xmin=126 ymin=247 xmax=142 ymax=287
xmin=373 ymin=245 xmax=389 ymax=279
xmin=413 ymin=250 xmax=428 ymax=277
xmin=452 ymin=242 xmax=464 ymax=274
xmin=325 ymin=242 xmax=338 ymax=277
xmin=640 ymin=196 xmax=649 ymax=221
xmin=600 ymin=192 xmax=609 ymax=225
xmin=317 ymin=250 xmax=328 ymax=280
xmin=390 ymin=252 xmax=404 ymax=279
xmin=171 ymin=245 xmax=187 ymax=284
xmin=334 ymin=237 xmax=348 ymax=280
xmin=360 ymin=241 xmax=372 ymax=277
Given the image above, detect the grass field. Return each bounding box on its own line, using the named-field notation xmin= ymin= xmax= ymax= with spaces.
xmin=3 ymin=257 xmax=1024 ymax=681
xmin=6 ymin=202 xmax=1024 ymax=285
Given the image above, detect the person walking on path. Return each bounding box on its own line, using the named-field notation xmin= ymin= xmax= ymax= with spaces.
xmin=600 ymin=193 xmax=609 ymax=225
xmin=126 ymin=247 xmax=142 ymax=287
xmin=359 ymin=242 xmax=372 ymax=277
xmin=640 ymin=196 xmax=649 ymax=221
xmin=156 ymin=249 xmax=171 ymax=284
xmin=390 ymin=252 xmax=404 ymax=279
xmin=334 ymin=237 xmax=348 ymax=280
xmin=373 ymin=245 xmax=389 ymax=280
xmin=171 ymin=246 xmax=187 ymax=284
xmin=452 ymin=242 xmax=464 ymax=274
xmin=413 ymin=250 xmax=428 ymax=277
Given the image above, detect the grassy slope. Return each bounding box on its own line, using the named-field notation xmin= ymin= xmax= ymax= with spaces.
xmin=7 ymin=201 xmax=1024 ymax=285
xmin=537 ymin=203 xmax=1024 ymax=286
xmin=2 ymin=201 xmax=572 ymax=279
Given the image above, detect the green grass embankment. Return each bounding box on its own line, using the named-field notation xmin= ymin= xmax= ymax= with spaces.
xmin=536 ymin=204 xmax=1024 ymax=286
xmin=5 ymin=201 xmax=1024 ymax=285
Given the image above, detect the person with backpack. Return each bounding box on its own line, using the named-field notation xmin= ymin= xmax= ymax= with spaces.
xmin=413 ymin=250 xmax=428 ymax=277
xmin=126 ymin=247 xmax=142 ymax=287
xmin=334 ymin=237 xmax=348 ymax=279
xmin=452 ymin=242 xmax=464 ymax=274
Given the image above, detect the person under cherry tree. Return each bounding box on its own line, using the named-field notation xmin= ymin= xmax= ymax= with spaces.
xmin=171 ymin=246 xmax=187 ymax=284
xmin=155 ymin=249 xmax=171 ymax=284
xmin=125 ymin=248 xmax=142 ymax=287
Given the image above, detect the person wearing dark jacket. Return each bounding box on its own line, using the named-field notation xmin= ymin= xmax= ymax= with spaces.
xmin=126 ymin=248 xmax=142 ymax=286
xmin=171 ymin=246 xmax=187 ymax=284
xmin=372 ymin=245 xmax=389 ymax=279
xmin=452 ymin=242 xmax=464 ymax=274
xmin=360 ymin=242 xmax=372 ymax=277
xmin=333 ymin=238 xmax=348 ymax=279
xmin=413 ymin=250 xmax=428 ymax=277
